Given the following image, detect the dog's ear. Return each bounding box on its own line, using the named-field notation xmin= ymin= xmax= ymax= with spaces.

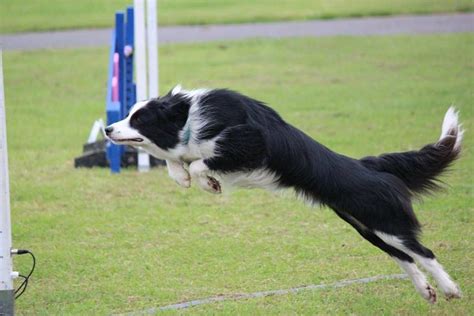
xmin=168 ymin=84 xmax=183 ymax=96
xmin=165 ymin=98 xmax=190 ymax=127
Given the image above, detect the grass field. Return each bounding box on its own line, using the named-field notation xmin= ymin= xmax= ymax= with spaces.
xmin=3 ymin=34 xmax=473 ymax=314
xmin=1 ymin=0 xmax=473 ymax=33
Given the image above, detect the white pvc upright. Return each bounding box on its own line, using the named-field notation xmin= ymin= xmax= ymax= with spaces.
xmin=134 ymin=0 xmax=148 ymax=101
xmin=146 ymin=0 xmax=159 ymax=99
xmin=0 ymin=50 xmax=14 ymax=308
xmin=134 ymin=0 xmax=151 ymax=172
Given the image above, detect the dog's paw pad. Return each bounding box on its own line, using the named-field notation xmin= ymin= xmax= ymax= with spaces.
xmin=425 ymin=285 xmax=437 ymax=304
xmin=445 ymin=288 xmax=462 ymax=300
xmin=207 ymin=176 xmax=221 ymax=193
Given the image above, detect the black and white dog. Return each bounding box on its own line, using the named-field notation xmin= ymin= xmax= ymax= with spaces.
xmin=105 ymin=85 xmax=463 ymax=303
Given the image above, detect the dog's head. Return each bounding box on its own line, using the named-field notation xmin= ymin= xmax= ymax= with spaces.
xmin=105 ymin=86 xmax=191 ymax=157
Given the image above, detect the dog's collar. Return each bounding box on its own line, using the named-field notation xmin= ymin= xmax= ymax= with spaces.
xmin=181 ymin=121 xmax=191 ymax=145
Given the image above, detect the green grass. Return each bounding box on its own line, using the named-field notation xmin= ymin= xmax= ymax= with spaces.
xmin=1 ymin=0 xmax=473 ymax=33
xmin=3 ymin=34 xmax=473 ymax=314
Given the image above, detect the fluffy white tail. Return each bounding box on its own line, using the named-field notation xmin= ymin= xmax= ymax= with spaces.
xmin=440 ymin=107 xmax=463 ymax=150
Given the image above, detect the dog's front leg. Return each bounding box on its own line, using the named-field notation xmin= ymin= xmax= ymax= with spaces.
xmin=166 ymin=160 xmax=191 ymax=188
xmin=189 ymin=159 xmax=221 ymax=194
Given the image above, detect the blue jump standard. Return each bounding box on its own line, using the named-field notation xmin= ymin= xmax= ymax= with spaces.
xmin=106 ymin=6 xmax=137 ymax=173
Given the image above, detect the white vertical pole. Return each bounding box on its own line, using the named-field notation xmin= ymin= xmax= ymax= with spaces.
xmin=134 ymin=0 xmax=150 ymax=172
xmin=0 ymin=50 xmax=15 ymax=313
xmin=146 ymin=0 xmax=158 ymax=99
xmin=134 ymin=0 xmax=147 ymax=101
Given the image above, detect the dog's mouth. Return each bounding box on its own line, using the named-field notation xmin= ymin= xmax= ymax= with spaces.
xmin=110 ymin=137 xmax=144 ymax=143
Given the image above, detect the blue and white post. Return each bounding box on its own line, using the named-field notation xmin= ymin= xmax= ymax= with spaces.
xmin=0 ymin=50 xmax=15 ymax=315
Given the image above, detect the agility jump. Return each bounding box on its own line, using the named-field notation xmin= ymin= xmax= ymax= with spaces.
xmin=75 ymin=0 xmax=160 ymax=173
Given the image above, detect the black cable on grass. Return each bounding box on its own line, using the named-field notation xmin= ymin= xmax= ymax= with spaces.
xmin=13 ymin=249 xmax=36 ymax=299
xmin=15 ymin=275 xmax=28 ymax=298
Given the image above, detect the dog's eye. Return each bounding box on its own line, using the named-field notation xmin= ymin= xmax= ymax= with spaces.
xmin=130 ymin=115 xmax=144 ymax=126
xmin=135 ymin=116 xmax=144 ymax=124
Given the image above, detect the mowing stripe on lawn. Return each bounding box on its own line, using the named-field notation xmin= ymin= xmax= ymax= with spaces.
xmin=120 ymin=273 xmax=408 ymax=314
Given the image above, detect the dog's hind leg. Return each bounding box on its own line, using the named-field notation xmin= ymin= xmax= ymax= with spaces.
xmin=393 ymin=258 xmax=437 ymax=303
xmin=334 ymin=211 xmax=437 ymax=303
xmin=375 ymin=232 xmax=461 ymax=300
xmin=412 ymin=248 xmax=462 ymax=300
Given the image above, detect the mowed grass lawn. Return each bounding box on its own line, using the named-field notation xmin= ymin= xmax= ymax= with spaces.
xmin=3 ymin=34 xmax=473 ymax=314
xmin=1 ymin=0 xmax=473 ymax=33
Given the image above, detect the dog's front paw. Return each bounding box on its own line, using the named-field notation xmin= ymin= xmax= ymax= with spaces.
xmin=189 ymin=159 xmax=222 ymax=194
xmin=194 ymin=175 xmax=221 ymax=194
xmin=175 ymin=175 xmax=191 ymax=188
xmin=206 ymin=176 xmax=221 ymax=194
xmin=167 ymin=161 xmax=191 ymax=188
xmin=169 ymin=170 xmax=191 ymax=188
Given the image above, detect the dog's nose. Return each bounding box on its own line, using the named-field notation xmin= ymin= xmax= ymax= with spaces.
xmin=104 ymin=126 xmax=114 ymax=136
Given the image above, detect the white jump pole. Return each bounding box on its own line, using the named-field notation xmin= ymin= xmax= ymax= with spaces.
xmin=134 ymin=0 xmax=148 ymax=103
xmin=0 ymin=50 xmax=15 ymax=314
xmin=134 ymin=0 xmax=151 ymax=172
xmin=146 ymin=0 xmax=159 ymax=99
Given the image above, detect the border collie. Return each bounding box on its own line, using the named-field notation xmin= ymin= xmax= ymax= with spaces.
xmin=105 ymin=85 xmax=463 ymax=303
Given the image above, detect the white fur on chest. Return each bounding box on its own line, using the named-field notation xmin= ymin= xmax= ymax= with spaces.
xmin=180 ymin=139 xmax=218 ymax=163
xmin=178 ymin=88 xmax=219 ymax=162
